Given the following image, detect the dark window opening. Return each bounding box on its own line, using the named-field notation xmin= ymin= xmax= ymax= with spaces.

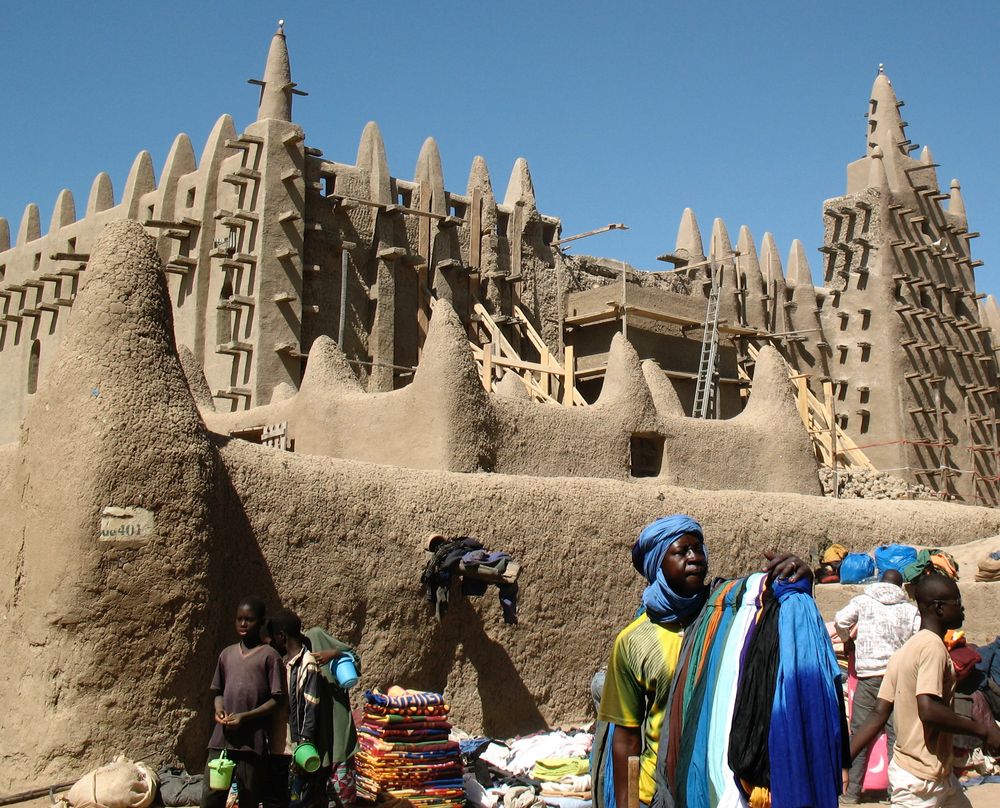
xmin=33 ymin=253 xmax=41 ymax=271
xmin=857 ymin=273 xmax=868 ymax=291
xmin=860 ymin=389 xmax=870 ymax=405
xmin=450 ymin=201 xmax=468 ymax=219
xmin=496 ymin=211 xmax=510 ymax=237
xmin=397 ymin=188 xmax=413 ymax=207
xmin=322 ymin=175 xmax=336 ymax=197
xmin=27 ymin=340 xmax=40 ymax=394
xmin=542 ymin=222 xmax=558 ymax=244
xmin=860 ymin=345 xmax=872 ymax=362
xmin=860 ymin=412 xmax=870 ymax=434
xmin=187 ymin=188 xmax=196 ymax=208
xmin=630 ymin=434 xmax=664 ymax=478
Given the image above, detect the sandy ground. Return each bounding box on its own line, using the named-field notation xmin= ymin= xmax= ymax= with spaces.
xmin=857 ymin=781 xmax=1000 ymax=806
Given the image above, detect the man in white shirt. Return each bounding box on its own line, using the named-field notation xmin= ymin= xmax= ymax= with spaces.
xmin=836 ymin=569 xmax=920 ymax=803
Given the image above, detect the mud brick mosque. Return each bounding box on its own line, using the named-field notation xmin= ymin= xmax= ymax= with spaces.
xmin=3 ymin=25 xmax=1000 ymax=793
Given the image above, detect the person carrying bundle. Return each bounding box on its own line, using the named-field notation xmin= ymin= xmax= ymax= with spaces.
xmin=595 ymin=515 xmax=811 ymax=808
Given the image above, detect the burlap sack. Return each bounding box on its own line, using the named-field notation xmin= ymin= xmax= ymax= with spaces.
xmin=67 ymin=758 xmax=158 ymax=808
xmin=976 ymin=556 xmax=1000 ymax=582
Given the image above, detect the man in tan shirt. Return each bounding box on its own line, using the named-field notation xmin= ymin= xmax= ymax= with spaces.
xmin=849 ymin=574 xmax=1000 ymax=807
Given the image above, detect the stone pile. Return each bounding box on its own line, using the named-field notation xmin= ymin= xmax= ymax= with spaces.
xmin=819 ymin=468 xmax=941 ymax=501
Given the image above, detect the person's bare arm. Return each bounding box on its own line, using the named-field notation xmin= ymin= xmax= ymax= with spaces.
xmin=917 ymin=694 xmax=1000 ymax=750
xmin=611 ymin=725 xmax=641 ymax=808
xmin=849 ymin=698 xmax=893 ymax=760
xmin=222 ymin=694 xmax=285 ymax=727
xmin=213 ymin=693 xmax=226 ymax=723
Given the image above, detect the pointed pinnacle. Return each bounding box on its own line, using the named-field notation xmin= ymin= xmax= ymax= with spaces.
xmin=256 ymin=24 xmax=293 ymax=122
xmin=948 ymin=178 xmax=967 ymax=227
xmin=674 ymin=208 xmax=704 ymax=260
xmin=787 ymin=239 xmax=814 ymax=289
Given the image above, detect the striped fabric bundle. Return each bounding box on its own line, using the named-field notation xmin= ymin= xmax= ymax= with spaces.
xmin=654 ymin=574 xmax=847 ymax=808
xmin=356 ymin=688 xmax=464 ymax=808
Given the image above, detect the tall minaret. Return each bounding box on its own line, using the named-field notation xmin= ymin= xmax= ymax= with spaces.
xmin=204 ymin=22 xmax=308 ymax=409
xmin=254 ymin=21 xmax=300 ymax=122
xmin=819 ymin=66 xmax=996 ymax=503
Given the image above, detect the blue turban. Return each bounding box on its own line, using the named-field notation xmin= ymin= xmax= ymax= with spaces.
xmin=631 ymin=514 xmax=709 ymax=625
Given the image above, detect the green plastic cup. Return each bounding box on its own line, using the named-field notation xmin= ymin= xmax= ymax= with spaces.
xmin=208 ymin=751 xmax=236 ymax=791
xmin=293 ymin=742 xmax=321 ymax=773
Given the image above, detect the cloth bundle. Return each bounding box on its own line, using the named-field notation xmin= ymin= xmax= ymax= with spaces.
xmin=976 ymin=551 xmax=1000 ymax=582
xmin=903 ymin=549 xmax=959 ymax=581
xmin=356 ymin=687 xmax=464 ymax=808
xmin=653 ymin=574 xmax=847 ymax=808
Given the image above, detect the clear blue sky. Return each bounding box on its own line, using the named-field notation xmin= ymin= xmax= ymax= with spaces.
xmin=2 ymin=3 xmax=998 ymax=294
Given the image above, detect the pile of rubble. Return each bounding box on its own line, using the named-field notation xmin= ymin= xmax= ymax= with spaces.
xmin=818 ymin=468 xmax=943 ymax=501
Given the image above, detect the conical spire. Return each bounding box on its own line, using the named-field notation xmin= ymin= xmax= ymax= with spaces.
xmin=736 ymin=226 xmax=767 ymax=331
xmin=356 ymin=122 xmax=392 ymax=205
xmin=674 ymin=208 xmax=705 ymax=262
xmin=17 ymin=203 xmax=41 ymax=246
xmin=760 ymin=232 xmax=785 ymax=287
xmin=947 ymin=178 xmax=967 ymax=229
xmin=710 ymin=218 xmax=735 ymax=288
xmin=48 ymin=189 xmax=76 ymax=232
xmin=502 ymin=157 xmax=536 ymax=209
xmin=466 ymin=155 xmax=495 ymax=198
xmin=415 ymin=137 xmax=447 ymax=215
xmin=86 ymin=172 xmax=115 ymax=217
xmin=787 ymin=239 xmax=814 ymax=290
xmin=867 ymin=67 xmax=908 ymax=160
xmin=0 ymin=218 xmax=9 ymax=252
xmin=256 ymin=21 xmax=294 ymax=122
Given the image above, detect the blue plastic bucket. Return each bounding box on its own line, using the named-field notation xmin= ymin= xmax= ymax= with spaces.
xmin=332 ymin=653 xmax=359 ymax=689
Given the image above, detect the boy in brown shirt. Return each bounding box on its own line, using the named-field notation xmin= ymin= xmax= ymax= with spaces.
xmin=849 ymin=574 xmax=1000 ymax=807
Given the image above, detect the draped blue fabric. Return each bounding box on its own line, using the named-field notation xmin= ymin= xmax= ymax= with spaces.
xmin=631 ymin=514 xmax=708 ymax=625
xmin=767 ymin=577 xmax=843 ymax=808
xmin=680 ymin=582 xmax=742 ymax=808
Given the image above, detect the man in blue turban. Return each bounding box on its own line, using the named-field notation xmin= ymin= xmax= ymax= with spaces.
xmin=596 ymin=514 xmax=810 ymax=808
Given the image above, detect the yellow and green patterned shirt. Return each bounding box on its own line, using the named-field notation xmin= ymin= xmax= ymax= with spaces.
xmin=597 ymin=614 xmax=683 ymax=805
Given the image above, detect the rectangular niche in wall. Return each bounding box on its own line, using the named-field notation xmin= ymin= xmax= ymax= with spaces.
xmin=630 ymin=433 xmax=664 ymax=478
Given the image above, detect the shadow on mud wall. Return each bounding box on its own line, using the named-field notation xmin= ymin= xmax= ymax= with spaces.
xmin=175 ymin=445 xmax=280 ymax=770
xmin=409 ymin=596 xmax=546 ymax=738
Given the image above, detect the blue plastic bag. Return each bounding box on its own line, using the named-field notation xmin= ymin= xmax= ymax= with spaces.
xmin=839 ymin=552 xmax=876 ymax=584
xmin=874 ymin=544 xmax=918 ymax=576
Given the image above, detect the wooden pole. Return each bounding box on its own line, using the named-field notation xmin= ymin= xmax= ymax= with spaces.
xmin=481 ymin=340 xmax=493 ymax=392
xmin=627 ymin=756 xmax=640 ymax=808
xmin=563 ymin=344 xmax=575 ymax=407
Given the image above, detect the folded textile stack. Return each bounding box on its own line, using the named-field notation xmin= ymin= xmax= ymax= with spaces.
xmin=356 ymin=687 xmax=464 ymax=808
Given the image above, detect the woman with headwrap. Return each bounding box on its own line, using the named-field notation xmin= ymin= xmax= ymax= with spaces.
xmin=595 ymin=514 xmax=810 ymax=808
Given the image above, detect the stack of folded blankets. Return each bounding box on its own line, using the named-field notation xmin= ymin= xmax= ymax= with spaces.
xmin=356 ymin=687 xmax=464 ymax=808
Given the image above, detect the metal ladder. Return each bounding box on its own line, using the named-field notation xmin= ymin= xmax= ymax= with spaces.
xmin=692 ymin=258 xmax=722 ymax=418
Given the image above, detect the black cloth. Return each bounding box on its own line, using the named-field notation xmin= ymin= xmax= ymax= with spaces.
xmin=421 ymin=538 xmax=483 ymax=620
xmin=261 ymin=755 xmax=289 ymax=808
xmin=421 ymin=538 xmax=519 ymax=624
xmin=159 ymin=767 xmax=204 ymax=807
xmin=727 ymin=590 xmax=782 ymax=789
xmin=200 ymin=750 xmax=263 ymax=808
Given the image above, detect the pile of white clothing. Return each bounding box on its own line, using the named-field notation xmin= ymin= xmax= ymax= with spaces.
xmin=479 ymin=730 xmax=593 ymax=776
